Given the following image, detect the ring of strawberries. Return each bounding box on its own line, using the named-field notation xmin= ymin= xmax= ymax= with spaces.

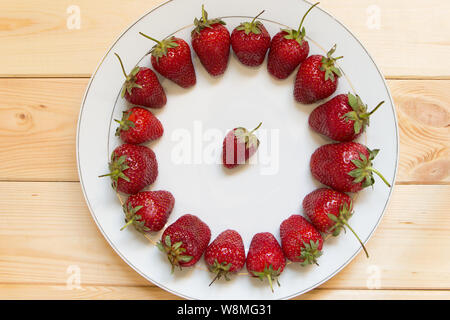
xmin=99 ymin=3 xmax=392 ymax=293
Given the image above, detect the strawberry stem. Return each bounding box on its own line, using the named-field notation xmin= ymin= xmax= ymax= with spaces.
xmin=201 ymin=4 xmax=207 ymax=23
xmin=251 ymin=10 xmax=265 ymax=25
xmin=209 ymin=270 xmax=223 ymax=287
xmin=120 ymin=216 xmax=136 ymax=231
xmin=267 ymin=274 xmax=274 ymax=293
xmin=342 ymin=219 xmax=369 ymax=258
xmin=368 ymin=101 xmax=385 ymax=116
xmin=297 ymin=2 xmax=320 ymax=34
xmin=250 ymin=122 xmax=263 ymax=134
xmin=369 ymin=167 xmax=391 ymax=187
xmin=139 ymin=32 xmax=162 ymax=45
xmin=114 ymin=53 xmax=128 ymax=79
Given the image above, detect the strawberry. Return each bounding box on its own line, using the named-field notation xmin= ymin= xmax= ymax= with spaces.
xmin=230 ymin=11 xmax=271 ymax=67
xmin=140 ymin=33 xmax=196 ymax=88
xmin=310 ymin=142 xmax=391 ymax=193
xmin=114 ymin=53 xmax=166 ymax=108
xmin=280 ymin=215 xmax=323 ymax=265
xmin=303 ymin=188 xmax=369 ymax=257
xmin=204 ymin=229 xmax=246 ymax=285
xmin=222 ymin=122 xmax=262 ymax=169
xmin=120 ymin=190 xmax=175 ymax=232
xmin=99 ymin=144 xmax=158 ymax=194
xmin=267 ymin=2 xmax=319 ymax=79
xmin=309 ymin=93 xmax=384 ymax=142
xmin=191 ymin=5 xmax=230 ymax=76
xmin=115 ymin=107 xmax=163 ymax=144
xmin=157 ymin=214 xmax=211 ymax=272
xmin=246 ymin=232 xmax=286 ymax=292
xmin=294 ymin=45 xmax=342 ymax=104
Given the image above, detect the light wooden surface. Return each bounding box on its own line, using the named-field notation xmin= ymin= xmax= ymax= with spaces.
xmin=0 ymin=0 xmax=449 ymax=300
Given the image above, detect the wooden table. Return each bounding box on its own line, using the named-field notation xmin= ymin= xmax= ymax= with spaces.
xmin=0 ymin=0 xmax=449 ymax=300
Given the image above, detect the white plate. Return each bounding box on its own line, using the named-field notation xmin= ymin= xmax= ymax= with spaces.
xmin=77 ymin=0 xmax=398 ymax=300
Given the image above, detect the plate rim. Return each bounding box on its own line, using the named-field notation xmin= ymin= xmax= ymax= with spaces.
xmin=76 ymin=0 xmax=400 ymax=300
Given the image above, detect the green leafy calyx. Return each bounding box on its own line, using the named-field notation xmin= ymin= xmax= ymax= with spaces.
xmin=233 ymin=122 xmax=262 ymax=150
xmin=208 ymin=259 xmax=233 ymax=286
xmin=342 ymin=93 xmax=385 ymax=135
xmin=348 ymin=148 xmax=392 ymax=189
xmin=320 ymin=44 xmax=343 ymax=82
xmin=114 ymin=110 xmax=135 ymax=136
xmin=120 ymin=202 xmax=146 ymax=233
xmin=98 ymin=153 xmax=130 ymax=190
xmin=252 ymin=264 xmax=282 ymax=293
xmin=114 ymin=53 xmax=142 ymax=98
xmin=282 ymin=2 xmax=319 ymax=44
xmin=192 ymin=5 xmax=225 ymax=35
xmin=298 ymin=240 xmax=322 ymax=266
xmin=156 ymin=235 xmax=193 ymax=273
xmin=139 ymin=32 xmax=179 ymax=62
xmin=236 ymin=10 xmax=265 ymax=35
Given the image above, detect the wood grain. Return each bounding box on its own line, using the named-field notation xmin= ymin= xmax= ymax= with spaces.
xmin=0 ymin=0 xmax=449 ymax=77
xmin=0 ymin=182 xmax=449 ymax=291
xmin=0 ymin=284 xmax=448 ymax=300
xmin=0 ymin=79 xmax=448 ymax=183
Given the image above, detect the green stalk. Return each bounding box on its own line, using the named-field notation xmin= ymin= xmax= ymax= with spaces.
xmin=251 ymin=10 xmax=265 ymax=26
xmin=139 ymin=32 xmax=162 ymax=45
xmin=368 ymin=101 xmax=385 ymax=115
xmin=342 ymin=220 xmax=369 ymax=258
xmin=120 ymin=216 xmax=136 ymax=231
xmin=114 ymin=53 xmax=128 ymax=79
xmin=369 ymin=167 xmax=392 ymax=187
xmin=297 ymin=2 xmax=320 ymax=34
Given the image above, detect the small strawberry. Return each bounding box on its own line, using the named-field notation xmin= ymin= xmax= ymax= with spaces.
xmin=280 ymin=215 xmax=323 ymax=265
xmin=309 ymin=93 xmax=384 ymax=142
xmin=303 ymin=188 xmax=369 ymax=257
xmin=310 ymin=142 xmax=391 ymax=193
xmin=157 ymin=214 xmax=211 ymax=272
xmin=267 ymin=2 xmax=319 ymax=79
xmin=115 ymin=107 xmax=163 ymax=144
xmin=246 ymin=232 xmax=286 ymax=292
xmin=140 ymin=33 xmax=196 ymax=88
xmin=191 ymin=5 xmax=231 ymax=76
xmin=204 ymin=229 xmax=246 ymax=285
xmin=99 ymin=144 xmax=158 ymax=194
xmin=230 ymin=11 xmax=271 ymax=67
xmin=222 ymin=122 xmax=262 ymax=169
xmin=294 ymin=45 xmax=342 ymax=104
xmin=120 ymin=190 xmax=175 ymax=232
xmin=115 ymin=53 xmax=166 ymax=108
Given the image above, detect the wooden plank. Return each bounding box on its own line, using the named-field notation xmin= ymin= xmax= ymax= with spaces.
xmin=0 ymin=79 xmax=448 ymax=183
xmin=0 ymin=284 xmax=448 ymax=300
xmin=0 ymin=182 xmax=449 ymax=290
xmin=0 ymin=0 xmax=449 ymax=77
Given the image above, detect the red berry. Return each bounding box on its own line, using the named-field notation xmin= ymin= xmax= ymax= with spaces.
xmin=294 ymin=45 xmax=342 ymax=104
xmin=191 ymin=5 xmax=230 ymax=76
xmin=158 ymin=214 xmax=211 ymax=272
xmin=309 ymin=93 xmax=384 ymax=142
xmin=303 ymin=188 xmax=369 ymax=258
xmin=231 ymin=11 xmax=271 ymax=67
xmin=280 ymin=215 xmax=323 ymax=265
xmin=267 ymin=2 xmax=319 ymax=79
xmin=115 ymin=107 xmax=163 ymax=144
xmin=140 ymin=34 xmax=196 ymax=88
xmin=222 ymin=122 xmax=262 ymax=169
xmin=246 ymin=232 xmax=286 ymax=292
xmin=115 ymin=54 xmax=166 ymax=108
xmin=121 ymin=190 xmax=174 ymax=232
xmin=310 ymin=142 xmax=391 ymax=193
xmin=100 ymin=144 xmax=158 ymax=194
xmin=205 ymin=229 xmax=246 ymax=285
